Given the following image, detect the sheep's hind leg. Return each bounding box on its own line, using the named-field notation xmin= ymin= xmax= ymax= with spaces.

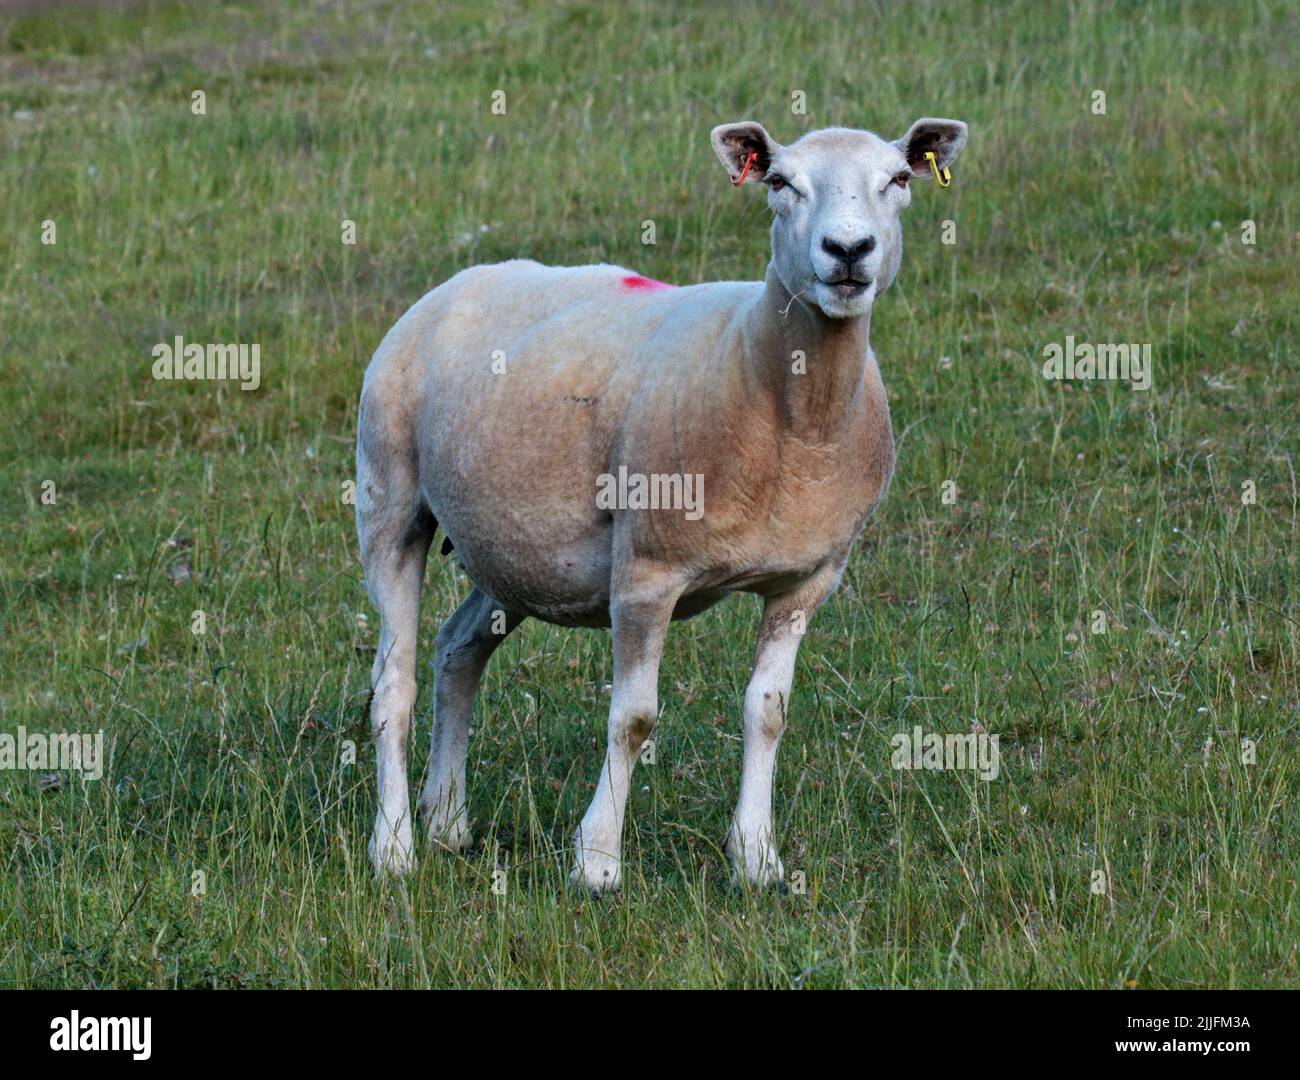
xmin=419 ymin=587 xmax=524 ymax=853
xmin=359 ymin=508 xmax=432 ymax=877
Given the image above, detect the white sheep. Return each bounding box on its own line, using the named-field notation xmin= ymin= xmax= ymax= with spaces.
xmin=356 ymin=116 xmax=968 ymax=891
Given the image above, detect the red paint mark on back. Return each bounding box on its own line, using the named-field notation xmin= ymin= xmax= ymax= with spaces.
xmin=620 ymin=274 xmax=674 ymax=291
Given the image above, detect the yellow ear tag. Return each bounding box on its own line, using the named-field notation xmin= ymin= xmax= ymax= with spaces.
xmin=924 ymin=150 xmax=952 ymax=188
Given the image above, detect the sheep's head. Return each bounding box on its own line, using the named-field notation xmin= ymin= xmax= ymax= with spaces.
xmin=712 ymin=118 xmax=967 ymax=320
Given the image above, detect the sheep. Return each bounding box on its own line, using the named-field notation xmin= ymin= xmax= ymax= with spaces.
xmin=356 ymin=116 xmax=968 ymax=891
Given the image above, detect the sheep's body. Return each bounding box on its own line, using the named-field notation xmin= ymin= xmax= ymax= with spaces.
xmin=357 ymin=117 xmax=966 ymax=890
xmin=359 ymin=259 xmax=891 ymax=630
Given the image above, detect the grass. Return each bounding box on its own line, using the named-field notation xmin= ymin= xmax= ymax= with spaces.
xmin=0 ymin=0 xmax=1297 ymax=988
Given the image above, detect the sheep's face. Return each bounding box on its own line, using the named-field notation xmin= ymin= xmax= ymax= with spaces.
xmin=712 ymin=119 xmax=967 ymax=320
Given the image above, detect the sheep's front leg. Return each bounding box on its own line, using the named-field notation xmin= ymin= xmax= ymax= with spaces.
xmin=727 ymin=568 xmax=840 ymax=887
xmin=573 ymin=572 xmax=682 ymax=894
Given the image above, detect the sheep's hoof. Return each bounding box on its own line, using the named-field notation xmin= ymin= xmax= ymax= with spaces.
xmin=418 ymin=800 xmax=473 ymax=855
xmin=424 ymin=827 xmax=474 ymax=856
xmin=728 ymin=875 xmax=787 ymax=896
xmin=569 ymin=857 xmax=622 ymax=896
xmin=369 ymin=829 xmax=416 ymax=878
xmin=724 ymin=833 xmax=785 ymax=893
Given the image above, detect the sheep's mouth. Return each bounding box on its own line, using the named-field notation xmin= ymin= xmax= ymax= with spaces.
xmin=821 ymin=277 xmax=872 ymax=299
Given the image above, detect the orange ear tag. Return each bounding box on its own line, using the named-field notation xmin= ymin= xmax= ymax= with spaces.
xmin=732 ymin=150 xmax=760 ymax=186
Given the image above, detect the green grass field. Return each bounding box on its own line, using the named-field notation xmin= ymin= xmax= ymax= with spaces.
xmin=1 ymin=0 xmax=1297 ymax=988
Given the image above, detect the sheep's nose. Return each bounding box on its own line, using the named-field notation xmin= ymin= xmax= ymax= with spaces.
xmin=821 ymin=235 xmax=876 ymax=262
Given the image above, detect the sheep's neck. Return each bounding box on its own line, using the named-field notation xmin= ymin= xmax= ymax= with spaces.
xmin=740 ymin=264 xmax=881 ymax=444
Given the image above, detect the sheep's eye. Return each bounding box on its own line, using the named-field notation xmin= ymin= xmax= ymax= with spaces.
xmin=767 ymin=175 xmax=786 ymax=191
xmin=891 ymin=172 xmax=910 ymax=189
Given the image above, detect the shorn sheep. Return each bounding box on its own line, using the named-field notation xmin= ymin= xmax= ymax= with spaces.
xmin=356 ymin=117 xmax=968 ymax=891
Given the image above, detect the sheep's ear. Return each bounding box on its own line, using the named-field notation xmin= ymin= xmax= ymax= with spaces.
xmin=893 ymin=118 xmax=968 ymax=180
xmin=711 ymin=121 xmax=780 ymax=184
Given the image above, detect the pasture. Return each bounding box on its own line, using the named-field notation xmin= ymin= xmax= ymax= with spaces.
xmin=1 ymin=0 xmax=1296 ymax=987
